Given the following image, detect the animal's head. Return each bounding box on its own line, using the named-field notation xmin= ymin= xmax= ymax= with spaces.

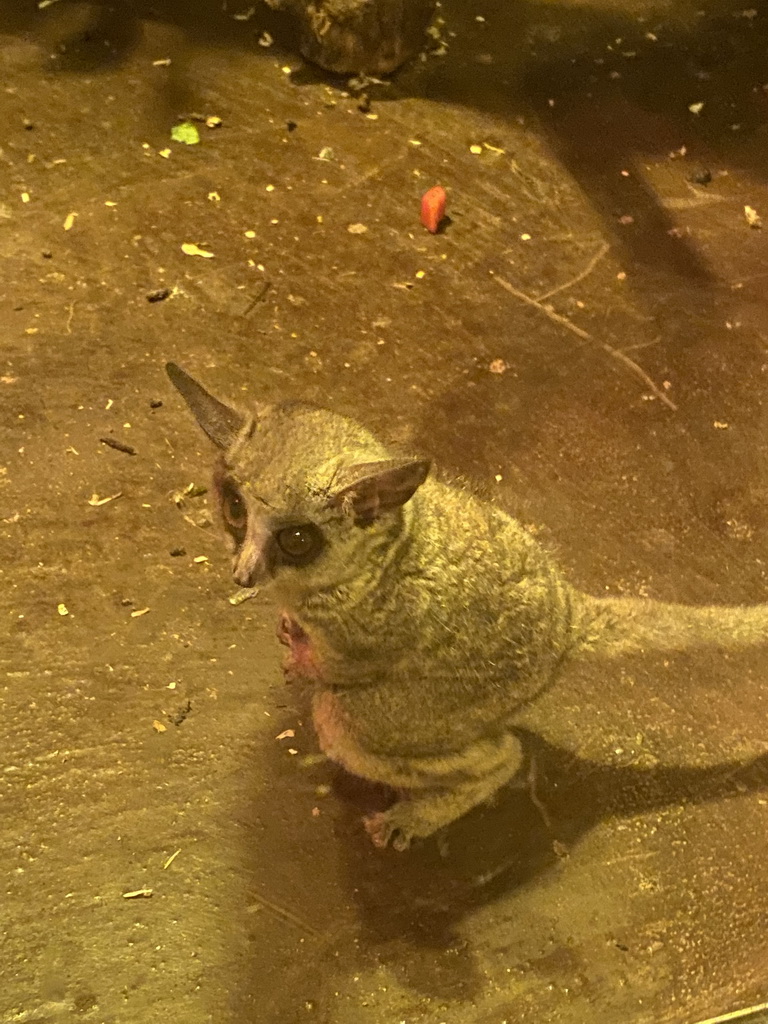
xmin=166 ymin=363 xmax=430 ymax=596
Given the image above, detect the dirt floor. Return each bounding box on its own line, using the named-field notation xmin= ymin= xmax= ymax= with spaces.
xmin=2 ymin=0 xmax=768 ymax=1022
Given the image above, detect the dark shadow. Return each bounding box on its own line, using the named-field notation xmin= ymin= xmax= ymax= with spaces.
xmin=233 ymin=661 xmax=768 ymax=1021
xmin=391 ymin=0 xmax=768 ymax=285
xmin=40 ymin=3 xmax=145 ymax=73
xmin=328 ymin=729 xmax=768 ymax=1003
xmin=0 ymin=0 xmax=297 ymax=75
xmin=2 ymin=0 xmax=767 ymax=286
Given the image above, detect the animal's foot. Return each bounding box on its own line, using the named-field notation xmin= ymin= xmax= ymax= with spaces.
xmin=361 ymin=734 xmax=527 ymax=851
xmin=363 ymin=808 xmax=414 ymax=852
xmin=363 ymin=797 xmax=449 ymax=851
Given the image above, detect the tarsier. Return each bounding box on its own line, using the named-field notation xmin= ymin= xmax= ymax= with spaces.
xmin=167 ymin=363 xmax=767 ymax=850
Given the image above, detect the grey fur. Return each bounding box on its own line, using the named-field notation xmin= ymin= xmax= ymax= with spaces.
xmin=166 ymin=364 xmax=767 ymax=850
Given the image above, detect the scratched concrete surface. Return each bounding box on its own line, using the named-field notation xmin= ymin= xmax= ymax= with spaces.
xmin=2 ymin=1 xmax=768 ymax=1022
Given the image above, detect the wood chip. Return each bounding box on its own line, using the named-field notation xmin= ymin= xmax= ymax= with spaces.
xmin=228 ymin=587 xmax=259 ymax=605
xmin=181 ymin=242 xmax=215 ymax=258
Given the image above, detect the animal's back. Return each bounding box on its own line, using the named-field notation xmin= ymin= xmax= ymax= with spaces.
xmin=329 ymin=478 xmax=583 ymax=756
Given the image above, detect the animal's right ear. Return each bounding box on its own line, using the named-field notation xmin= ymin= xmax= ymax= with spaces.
xmin=328 ymin=458 xmax=431 ymax=525
xmin=165 ymin=363 xmax=246 ymax=450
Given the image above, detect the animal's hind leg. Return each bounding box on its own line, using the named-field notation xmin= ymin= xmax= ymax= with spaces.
xmin=364 ymin=732 xmax=525 ymax=851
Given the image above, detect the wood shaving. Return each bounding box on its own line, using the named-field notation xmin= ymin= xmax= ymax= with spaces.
xmin=181 ymin=242 xmax=215 ymax=258
xmin=87 ymin=492 xmax=122 ymax=506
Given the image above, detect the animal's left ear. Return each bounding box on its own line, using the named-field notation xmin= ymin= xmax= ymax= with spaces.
xmin=329 ymin=458 xmax=431 ymax=525
xmin=165 ymin=362 xmax=246 ymax=450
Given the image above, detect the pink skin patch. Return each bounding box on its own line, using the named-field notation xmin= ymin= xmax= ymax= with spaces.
xmin=277 ymin=615 xmax=362 ymax=773
xmin=277 ymin=616 xmax=349 ymax=761
xmin=277 ymin=613 xmax=322 ymax=682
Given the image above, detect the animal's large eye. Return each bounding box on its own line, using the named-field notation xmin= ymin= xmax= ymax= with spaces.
xmin=222 ymin=485 xmax=247 ymax=530
xmin=275 ymin=524 xmax=323 ymax=565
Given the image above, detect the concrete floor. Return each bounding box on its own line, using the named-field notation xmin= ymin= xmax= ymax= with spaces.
xmin=2 ymin=1 xmax=768 ymax=1021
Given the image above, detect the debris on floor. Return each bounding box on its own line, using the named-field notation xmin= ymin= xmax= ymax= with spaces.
xmin=420 ymin=185 xmax=447 ymax=234
xmin=744 ymin=205 xmax=762 ymax=228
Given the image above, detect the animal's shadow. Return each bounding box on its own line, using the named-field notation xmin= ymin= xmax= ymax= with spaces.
xmin=327 ymin=728 xmax=768 ymax=1002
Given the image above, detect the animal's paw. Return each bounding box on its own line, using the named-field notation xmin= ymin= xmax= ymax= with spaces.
xmin=281 ymin=657 xmax=300 ymax=685
xmin=363 ymin=808 xmax=413 ymax=852
xmin=276 ymin=613 xmax=293 ymax=647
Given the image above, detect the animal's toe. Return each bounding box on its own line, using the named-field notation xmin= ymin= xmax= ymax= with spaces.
xmin=364 ymin=811 xmax=413 ymax=851
xmin=363 ymin=812 xmax=393 ymax=848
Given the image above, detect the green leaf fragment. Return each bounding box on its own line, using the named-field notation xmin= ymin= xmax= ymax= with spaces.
xmin=171 ymin=121 xmax=200 ymax=145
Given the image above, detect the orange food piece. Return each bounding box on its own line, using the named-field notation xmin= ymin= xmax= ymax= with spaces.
xmin=420 ymin=185 xmax=447 ymax=234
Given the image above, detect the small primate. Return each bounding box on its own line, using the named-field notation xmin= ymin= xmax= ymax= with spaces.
xmin=167 ymin=363 xmax=767 ymax=850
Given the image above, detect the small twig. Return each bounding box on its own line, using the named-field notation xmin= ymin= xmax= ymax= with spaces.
xmin=620 ymin=335 xmax=662 ymax=354
xmin=100 ymin=436 xmax=137 ymax=456
xmin=526 ymin=752 xmax=553 ymax=832
xmin=473 ymin=856 xmax=522 ymax=888
xmin=163 ymin=849 xmax=181 ymax=870
xmin=493 ymin=274 xmax=678 ymax=411
xmin=535 ymin=242 xmax=610 ymax=302
xmin=690 ymin=1001 xmax=768 ymax=1024
xmin=242 ymin=279 xmax=271 ymax=317
xmin=65 ymin=301 xmax=76 ymax=334
xmin=607 ymin=348 xmax=677 ymax=411
xmin=246 ymin=890 xmax=322 ymax=938
xmin=495 ymin=275 xmax=591 ymax=338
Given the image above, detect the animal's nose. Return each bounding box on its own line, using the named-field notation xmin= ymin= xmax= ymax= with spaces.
xmin=232 ymin=540 xmax=270 ymax=587
xmin=233 ymin=564 xmax=262 ymax=588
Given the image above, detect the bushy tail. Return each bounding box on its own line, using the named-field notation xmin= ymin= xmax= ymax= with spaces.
xmin=574 ymin=592 xmax=768 ymax=659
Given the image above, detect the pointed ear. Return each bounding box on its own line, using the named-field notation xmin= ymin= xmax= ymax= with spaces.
xmin=328 ymin=458 xmax=430 ymax=525
xmin=165 ymin=363 xmax=246 ymax=450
